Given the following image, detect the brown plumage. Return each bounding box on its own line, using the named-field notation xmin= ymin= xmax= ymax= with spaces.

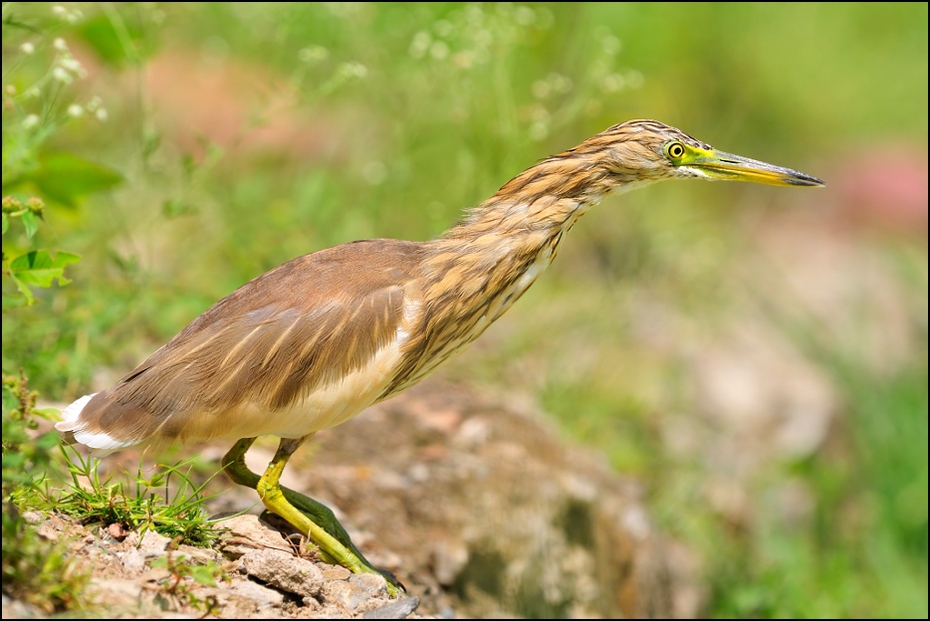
xmin=56 ymin=119 xmax=823 ymax=589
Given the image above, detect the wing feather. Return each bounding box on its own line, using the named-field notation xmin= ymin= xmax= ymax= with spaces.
xmin=62 ymin=239 xmax=421 ymax=449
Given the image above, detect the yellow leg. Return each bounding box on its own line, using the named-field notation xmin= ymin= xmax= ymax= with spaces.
xmin=221 ymin=436 xmax=403 ymax=595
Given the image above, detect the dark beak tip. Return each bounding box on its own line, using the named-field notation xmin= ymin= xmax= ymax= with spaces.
xmin=785 ymin=172 xmax=826 ymax=187
xmin=803 ymin=176 xmax=827 ymax=187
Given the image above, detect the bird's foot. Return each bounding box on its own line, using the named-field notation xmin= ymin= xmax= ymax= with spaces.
xmin=281 ymin=502 xmax=406 ymax=596
xmin=224 ymin=437 xmax=405 ymax=596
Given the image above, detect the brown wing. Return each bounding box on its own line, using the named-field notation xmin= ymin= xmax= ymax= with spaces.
xmin=74 ymin=239 xmax=422 ymax=445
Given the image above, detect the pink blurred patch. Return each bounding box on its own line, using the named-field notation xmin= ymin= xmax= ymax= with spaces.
xmin=76 ymin=45 xmax=338 ymax=163
xmin=829 ymin=145 xmax=928 ymax=236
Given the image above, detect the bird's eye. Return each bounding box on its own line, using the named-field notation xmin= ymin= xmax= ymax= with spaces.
xmin=665 ymin=141 xmax=686 ymax=160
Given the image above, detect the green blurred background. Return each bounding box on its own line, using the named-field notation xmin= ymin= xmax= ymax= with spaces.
xmin=3 ymin=2 xmax=927 ymax=617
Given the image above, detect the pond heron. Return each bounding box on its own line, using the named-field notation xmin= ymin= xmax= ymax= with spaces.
xmin=57 ymin=119 xmax=824 ymax=592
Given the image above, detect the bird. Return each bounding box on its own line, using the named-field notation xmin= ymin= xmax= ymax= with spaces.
xmin=56 ymin=119 xmax=824 ymax=593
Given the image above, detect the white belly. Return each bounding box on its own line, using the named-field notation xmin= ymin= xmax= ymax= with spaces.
xmin=185 ymin=338 xmax=406 ymax=441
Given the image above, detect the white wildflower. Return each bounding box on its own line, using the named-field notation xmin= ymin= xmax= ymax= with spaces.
xmin=60 ymin=56 xmax=86 ymax=77
xmin=433 ymin=19 xmax=454 ymax=38
xmin=550 ymin=73 xmax=572 ymax=94
xmin=474 ymin=29 xmax=492 ymax=47
xmin=409 ymin=31 xmax=431 ymax=59
xmin=535 ymin=7 xmax=555 ymax=29
xmin=53 ymin=37 xmax=68 ymax=52
xmin=340 ymin=62 xmax=367 ymax=79
xmin=452 ymin=51 xmax=474 ymax=70
xmin=529 ymin=121 xmax=549 ymax=141
xmin=95 ymin=108 xmax=108 ymax=122
xmin=601 ymin=73 xmax=625 ymax=93
xmin=464 ymin=5 xmax=484 ymax=24
xmin=601 ymin=34 xmax=621 ymax=56
xmin=67 ymin=103 xmax=84 ymax=117
xmin=430 ymin=41 xmax=449 ymax=60
xmin=532 ymin=80 xmax=550 ymax=99
xmin=298 ymin=46 xmax=329 ymax=63
xmin=53 ymin=67 xmax=72 ymax=83
xmin=529 ymin=103 xmax=549 ymax=122
xmin=514 ymin=6 xmax=536 ymax=26
xmin=20 ymin=42 xmax=35 ymax=55
xmin=22 ymin=114 xmax=40 ymax=129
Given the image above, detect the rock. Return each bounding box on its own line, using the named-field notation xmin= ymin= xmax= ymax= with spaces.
xmin=302 ymin=382 xmax=699 ymax=618
xmin=217 ymin=578 xmax=286 ymax=611
xmin=28 ymin=382 xmax=699 ymax=618
xmin=320 ymin=564 xmax=352 ymax=581
xmin=22 ymin=510 xmax=44 ymax=525
xmin=107 ymin=522 xmax=130 ymax=540
xmin=363 ymin=596 xmax=421 ymax=619
xmin=120 ymin=547 xmax=147 ymax=573
xmin=430 ymin=538 xmax=468 ymax=586
xmin=217 ymin=514 xmax=291 ymax=559
xmin=349 ymin=573 xmax=389 ymax=597
xmin=36 ymin=515 xmax=65 ymax=541
xmin=2 ymin=594 xmax=43 ymax=619
xmin=137 ymin=529 xmax=172 ymax=553
xmin=175 ymin=543 xmax=221 ymax=565
xmin=320 ymin=579 xmax=372 ymax=611
xmin=241 ymin=548 xmax=324 ymax=598
xmin=87 ymin=577 xmax=144 ymax=609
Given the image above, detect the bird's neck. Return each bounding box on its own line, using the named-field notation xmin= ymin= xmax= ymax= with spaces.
xmin=415 ymin=156 xmax=618 ymax=337
xmin=425 ymin=155 xmax=621 ymax=287
xmin=383 ymin=154 xmax=623 ymax=399
xmin=442 ymin=155 xmax=616 ymax=244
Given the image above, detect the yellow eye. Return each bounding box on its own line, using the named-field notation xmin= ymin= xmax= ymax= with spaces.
xmin=666 ymin=141 xmax=686 ymax=160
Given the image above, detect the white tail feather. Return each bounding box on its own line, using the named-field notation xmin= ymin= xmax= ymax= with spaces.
xmin=55 ymin=393 xmax=97 ymax=431
xmin=55 ymin=392 xmax=138 ymax=457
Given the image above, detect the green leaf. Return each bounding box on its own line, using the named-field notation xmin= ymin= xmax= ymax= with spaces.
xmin=162 ymin=198 xmax=194 ymax=218
xmin=9 ymin=250 xmax=81 ymax=289
xmin=2 ymin=213 xmax=8 ymax=235
xmin=4 ymin=269 xmax=35 ymax=306
xmin=79 ymin=11 xmax=154 ymax=68
xmin=31 ymin=153 xmax=122 ymax=207
xmin=20 ymin=210 xmax=38 ymax=239
xmin=33 ymin=431 xmax=60 ymax=451
xmin=1 ymin=384 xmax=17 ymax=418
xmin=32 ymin=407 xmax=61 ymax=421
xmin=79 ymin=14 xmax=132 ymax=67
xmin=2 ymin=452 xmax=26 ymax=471
xmin=190 ymin=565 xmax=218 ymax=587
xmin=2 ymin=291 xmax=30 ymax=310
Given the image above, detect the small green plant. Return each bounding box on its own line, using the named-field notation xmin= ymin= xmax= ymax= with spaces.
xmin=2 ymin=195 xmax=81 ymax=309
xmin=1 ymin=371 xmax=88 ymax=613
xmin=1 ymin=370 xmax=60 ymax=490
xmin=52 ymin=449 xmax=224 ymax=548
xmin=149 ymin=553 xmax=228 ymax=615
xmin=3 ymin=5 xmax=122 ymax=310
xmin=1 ymin=507 xmax=89 ymax=613
xmin=2 ymin=13 xmax=114 ymax=608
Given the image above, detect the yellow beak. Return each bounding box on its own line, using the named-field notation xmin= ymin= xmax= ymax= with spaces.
xmin=689 ymin=150 xmax=825 ymax=187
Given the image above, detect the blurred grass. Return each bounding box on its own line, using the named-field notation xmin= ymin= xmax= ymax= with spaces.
xmin=2 ymin=2 xmax=927 ymax=617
